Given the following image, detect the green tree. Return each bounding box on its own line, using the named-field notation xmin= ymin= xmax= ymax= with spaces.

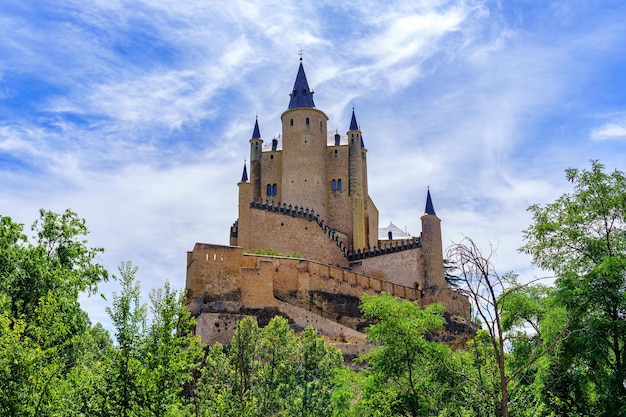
xmin=355 ymin=292 xmax=454 ymax=417
xmin=190 ymin=316 xmax=344 ymax=417
xmin=521 ymin=160 xmax=626 ymax=415
xmin=101 ymin=262 xmax=202 ymax=417
xmin=446 ymin=237 xmax=567 ymax=417
xmin=0 ymin=210 xmax=110 ymax=417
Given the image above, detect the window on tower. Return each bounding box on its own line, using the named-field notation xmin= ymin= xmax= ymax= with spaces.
xmin=337 ymin=178 xmax=342 ymax=191
xmin=332 ymin=179 xmax=336 ymax=191
xmin=272 ymin=183 xmax=277 ymax=196
xmin=306 ymin=117 xmax=310 ymax=125
xmin=267 ymin=184 xmax=272 ymax=196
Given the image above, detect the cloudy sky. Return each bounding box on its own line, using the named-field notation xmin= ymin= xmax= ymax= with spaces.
xmin=2 ymin=0 xmax=626 ymax=328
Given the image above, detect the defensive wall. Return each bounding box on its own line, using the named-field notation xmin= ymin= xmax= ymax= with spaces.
xmin=186 ymin=242 xmax=470 ymax=348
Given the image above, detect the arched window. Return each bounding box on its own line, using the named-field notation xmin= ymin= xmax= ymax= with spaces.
xmin=290 ymin=119 xmax=293 ymax=126
xmin=332 ymin=179 xmax=337 ymax=191
xmin=337 ymin=179 xmax=342 ymax=191
xmin=267 ymin=184 xmax=272 ymax=196
xmin=272 ymin=183 xmax=277 ymax=196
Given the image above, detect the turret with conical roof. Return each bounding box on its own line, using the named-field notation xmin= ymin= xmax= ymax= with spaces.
xmin=348 ymin=108 xmax=371 ymax=250
xmin=280 ymin=59 xmax=329 ymax=219
xmin=249 ymin=118 xmax=263 ymax=201
xmin=240 ymin=162 xmax=248 ymax=183
xmin=288 ymin=61 xmax=316 ymax=109
xmin=420 ymin=189 xmax=445 ymax=292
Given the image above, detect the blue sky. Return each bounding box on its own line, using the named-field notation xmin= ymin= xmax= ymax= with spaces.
xmin=2 ymin=0 xmax=626 ymax=328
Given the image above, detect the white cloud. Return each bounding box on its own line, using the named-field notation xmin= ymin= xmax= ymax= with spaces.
xmin=590 ymin=122 xmax=626 ymax=141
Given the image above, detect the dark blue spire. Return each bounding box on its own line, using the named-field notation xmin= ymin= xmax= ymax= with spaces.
xmin=288 ymin=61 xmax=315 ymax=109
xmin=349 ymin=108 xmax=359 ymax=131
xmin=251 ymin=118 xmax=261 ymax=139
xmin=241 ymin=162 xmax=248 ymax=182
xmin=425 ymin=188 xmax=436 ymax=216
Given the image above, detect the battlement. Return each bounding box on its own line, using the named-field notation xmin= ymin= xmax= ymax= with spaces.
xmin=249 ymin=199 xmax=423 ymax=261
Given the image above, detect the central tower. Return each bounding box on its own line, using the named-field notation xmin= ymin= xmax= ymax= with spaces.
xmin=280 ymin=59 xmax=330 ymax=220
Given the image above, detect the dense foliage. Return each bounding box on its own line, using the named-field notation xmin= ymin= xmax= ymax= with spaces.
xmin=1 ymin=161 xmax=624 ymax=416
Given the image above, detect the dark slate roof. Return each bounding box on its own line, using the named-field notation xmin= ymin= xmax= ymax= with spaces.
xmin=288 ymin=62 xmax=315 ymax=109
xmin=241 ymin=163 xmax=248 ymax=182
xmin=251 ymin=118 xmax=261 ymax=139
xmin=349 ymin=109 xmax=359 ymax=130
xmin=425 ymin=189 xmax=436 ymax=216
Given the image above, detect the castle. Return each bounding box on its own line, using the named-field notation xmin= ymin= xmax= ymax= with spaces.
xmin=186 ymin=59 xmax=470 ymax=355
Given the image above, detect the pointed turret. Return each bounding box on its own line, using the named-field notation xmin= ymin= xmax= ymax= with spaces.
xmin=240 ymin=162 xmax=248 ymax=183
xmin=249 ymin=118 xmax=263 ymax=201
xmin=251 ymin=118 xmax=261 ymax=139
xmin=425 ymin=188 xmax=436 ymax=215
xmin=349 ymin=109 xmax=359 ymax=131
xmin=288 ymin=60 xmax=315 ymax=109
xmin=420 ymin=188 xmax=444 ymax=292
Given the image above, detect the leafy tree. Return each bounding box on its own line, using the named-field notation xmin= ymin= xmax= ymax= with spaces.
xmin=101 ymin=262 xmax=202 ymax=417
xmin=355 ymin=292 xmax=455 ymax=416
xmin=0 ymin=210 xmax=110 ymax=417
xmin=521 ymin=160 xmax=626 ymax=415
xmin=190 ymin=315 xmax=343 ymax=417
xmin=446 ymin=237 xmax=567 ymax=417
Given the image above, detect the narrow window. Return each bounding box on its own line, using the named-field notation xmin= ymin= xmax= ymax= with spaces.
xmin=337 ymin=179 xmax=342 ymax=191
xmin=270 ymin=154 xmax=274 ymax=160
xmin=290 ymin=119 xmax=293 ymax=126
xmin=267 ymin=184 xmax=272 ymax=196
xmin=306 ymin=117 xmax=310 ymax=125
xmin=332 ymin=179 xmax=336 ymax=191
xmin=272 ymin=183 xmax=277 ymax=196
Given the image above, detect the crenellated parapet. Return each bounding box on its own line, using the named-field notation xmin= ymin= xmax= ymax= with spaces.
xmin=249 ymin=200 xmax=425 ymax=262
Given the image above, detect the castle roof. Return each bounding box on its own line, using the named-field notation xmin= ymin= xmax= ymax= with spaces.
xmin=251 ymin=118 xmax=261 ymax=139
xmin=288 ymin=61 xmax=315 ymax=109
xmin=425 ymin=189 xmax=436 ymax=216
xmin=349 ymin=109 xmax=359 ymax=131
xmin=378 ymin=222 xmax=411 ymax=240
xmin=241 ymin=163 xmax=248 ymax=182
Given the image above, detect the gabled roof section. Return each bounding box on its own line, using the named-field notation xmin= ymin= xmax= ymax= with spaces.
xmin=425 ymin=189 xmax=437 ymax=216
xmin=241 ymin=163 xmax=248 ymax=182
xmin=349 ymin=109 xmax=359 ymax=131
xmin=288 ymin=61 xmax=315 ymax=109
xmin=251 ymin=118 xmax=261 ymax=139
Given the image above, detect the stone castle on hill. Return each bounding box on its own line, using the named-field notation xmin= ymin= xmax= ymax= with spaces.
xmin=186 ymin=59 xmax=471 ymax=354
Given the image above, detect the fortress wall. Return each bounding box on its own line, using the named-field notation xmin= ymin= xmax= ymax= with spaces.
xmin=427 ymin=288 xmax=471 ymax=319
xmin=195 ymin=312 xmax=252 ymax=346
xmin=241 ymin=258 xmax=278 ymax=308
xmin=246 ymin=208 xmax=348 ymax=267
xmin=186 ymin=243 xmax=243 ymax=315
xmin=351 ymin=247 xmax=421 ymax=289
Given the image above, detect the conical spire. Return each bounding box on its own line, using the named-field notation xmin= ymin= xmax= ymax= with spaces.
xmin=349 ymin=108 xmax=359 ymax=131
xmin=241 ymin=162 xmax=248 ymax=182
xmin=288 ymin=60 xmax=315 ymax=109
xmin=251 ymin=118 xmax=261 ymax=139
xmin=425 ymin=188 xmax=436 ymax=216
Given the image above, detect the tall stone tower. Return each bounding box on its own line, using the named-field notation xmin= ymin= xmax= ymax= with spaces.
xmin=280 ymin=59 xmax=329 ymax=220
xmin=420 ymin=189 xmax=446 ymax=292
